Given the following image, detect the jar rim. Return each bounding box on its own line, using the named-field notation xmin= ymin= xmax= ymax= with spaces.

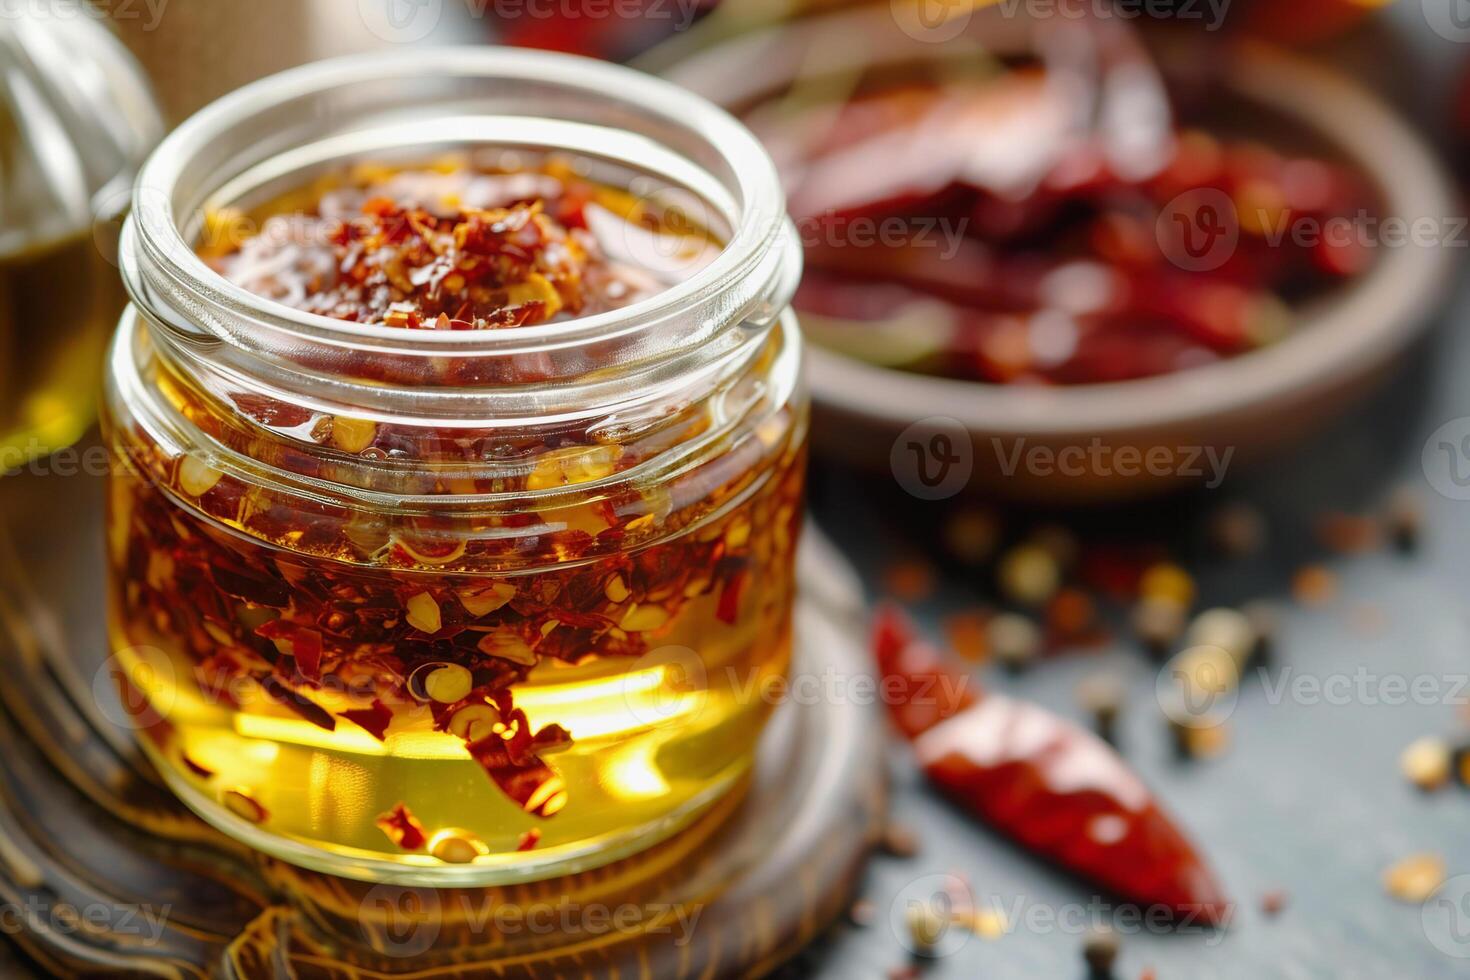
xmin=120 ymin=46 xmax=798 ymax=389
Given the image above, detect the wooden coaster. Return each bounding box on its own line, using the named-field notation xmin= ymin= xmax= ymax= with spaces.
xmin=0 ymin=463 xmax=884 ymax=978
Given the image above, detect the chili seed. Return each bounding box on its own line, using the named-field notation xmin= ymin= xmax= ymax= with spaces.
xmin=330 ymin=416 xmax=378 ymax=454
xmin=405 ymin=592 xmax=442 ymax=634
xmin=457 ymin=581 xmax=516 ymax=616
xmin=477 ymin=630 xmax=536 ymax=666
xmin=430 ymin=829 xmax=486 ymax=864
xmin=1383 ymin=853 xmax=1445 ymax=903
xmin=848 ymin=898 xmax=876 ymax=927
xmin=424 ymin=664 xmax=472 ymax=704
xmin=222 ymin=788 xmax=267 ymax=824
xmin=178 ymin=455 xmax=223 ymax=498
xmin=604 ymin=575 xmax=630 ymax=603
xmin=906 ymin=900 xmax=947 ymax=956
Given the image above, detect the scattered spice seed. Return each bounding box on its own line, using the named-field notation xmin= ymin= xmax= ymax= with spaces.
xmin=1171 ymin=719 xmax=1231 ymax=761
xmin=882 ymin=821 xmax=920 ymax=859
xmin=943 ymin=508 xmax=1000 ymax=565
xmin=1185 ymin=608 xmax=1257 ymax=669
xmin=1083 ymin=925 xmax=1119 ymax=979
xmin=1385 ymin=486 xmax=1422 ymax=554
xmin=1401 ymin=737 xmax=1452 ymax=792
xmin=997 ymin=544 xmax=1061 ymax=607
xmin=1139 ymin=562 xmax=1195 ymax=609
xmin=1077 ymin=673 xmax=1125 ymax=747
xmin=1452 ymin=743 xmax=1470 ymax=788
xmin=423 ymin=663 xmax=473 ymax=704
xmin=1207 ymin=502 xmax=1265 ymax=558
xmin=905 ymin=900 xmax=947 ymax=957
xmin=181 ymin=754 xmax=215 ymax=779
xmin=517 ymin=828 xmax=542 ymax=852
xmin=1291 ymin=565 xmax=1337 ymax=607
xmin=1261 ymin=889 xmax=1288 ymax=917
xmin=1240 ymin=600 xmax=1279 ymax=666
xmin=1383 ymin=853 xmax=1445 ymax=904
xmin=1133 ymin=595 xmax=1188 ymax=658
xmin=883 ymin=558 xmax=937 ymax=602
xmin=848 ymin=898 xmax=876 ymax=927
xmin=943 ymin=610 xmax=991 ymax=663
xmin=988 ymin=612 xmax=1042 ymax=674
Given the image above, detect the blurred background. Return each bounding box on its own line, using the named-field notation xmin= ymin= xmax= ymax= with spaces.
xmin=8 ymin=0 xmax=1470 ymax=976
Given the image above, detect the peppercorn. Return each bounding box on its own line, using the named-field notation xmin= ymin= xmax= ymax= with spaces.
xmin=997 ymin=544 xmax=1061 ymax=607
xmin=1385 ymin=486 xmax=1422 ymax=554
xmin=1083 ymin=926 xmax=1119 ymax=979
xmin=1401 ymin=736 xmax=1451 ymax=792
xmin=1077 ymin=674 xmax=1125 ymax=747
xmin=1133 ymin=595 xmax=1187 ymax=658
xmin=988 ymin=613 xmax=1043 ymax=673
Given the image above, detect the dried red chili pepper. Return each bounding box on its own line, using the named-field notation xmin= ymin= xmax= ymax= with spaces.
xmin=874 ymin=605 xmax=1229 ymax=924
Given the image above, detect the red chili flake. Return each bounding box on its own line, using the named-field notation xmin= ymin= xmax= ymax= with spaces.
xmin=375 ymin=802 xmax=427 ymax=851
xmin=341 ymin=699 xmax=394 ymax=742
xmin=874 ymin=604 xmax=1229 ymax=924
xmin=1292 ymin=565 xmax=1338 ymax=607
xmin=181 ymin=754 xmax=215 ymax=779
xmin=942 ymin=610 xmax=990 ymax=663
xmin=516 ymin=828 xmax=542 ymax=852
xmin=259 ymin=676 xmax=336 ymax=732
xmin=1315 ymin=511 xmax=1381 ymax=555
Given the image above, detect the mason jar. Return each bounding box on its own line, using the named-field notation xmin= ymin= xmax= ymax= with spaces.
xmin=103 ymin=49 xmax=805 ymax=885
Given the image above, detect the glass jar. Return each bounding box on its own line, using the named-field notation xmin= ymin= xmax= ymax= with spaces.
xmin=103 ymin=49 xmax=805 ymax=885
xmin=0 ymin=3 xmax=161 ymax=465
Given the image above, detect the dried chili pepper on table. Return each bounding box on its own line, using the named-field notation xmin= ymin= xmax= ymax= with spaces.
xmin=874 ymin=604 xmax=1229 ymax=924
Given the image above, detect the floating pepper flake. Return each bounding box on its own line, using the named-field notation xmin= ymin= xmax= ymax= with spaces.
xmin=181 ymin=754 xmax=215 ymax=779
xmin=516 ymin=828 xmax=542 ymax=852
xmin=341 ymin=699 xmax=394 ymax=742
xmin=222 ymin=789 xmax=267 ymax=824
xmin=376 ymin=803 xmax=428 ymax=851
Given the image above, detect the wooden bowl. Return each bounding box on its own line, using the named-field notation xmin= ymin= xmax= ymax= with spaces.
xmin=661 ymin=10 xmax=1458 ymax=502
